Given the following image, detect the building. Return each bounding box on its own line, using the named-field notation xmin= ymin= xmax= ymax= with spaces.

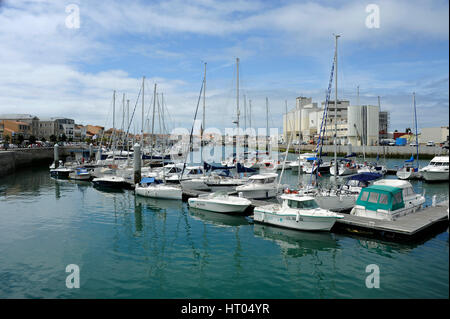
xmin=379 ymin=111 xmax=389 ymax=140
xmin=419 ymin=126 xmax=449 ymax=145
xmin=86 ymin=125 xmax=104 ymax=140
xmin=0 ymin=120 xmax=31 ymax=141
xmin=283 ymin=97 xmax=388 ymax=146
xmin=38 ymin=119 xmax=57 ymax=140
xmin=74 ymin=125 xmax=87 ymax=142
xmin=0 ymin=114 xmax=40 ymax=137
xmin=348 ymin=105 xmax=380 ymax=146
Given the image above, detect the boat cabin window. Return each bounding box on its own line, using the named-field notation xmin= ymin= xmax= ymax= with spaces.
xmin=404 ymin=187 xmax=415 ymax=197
xmin=368 ymin=192 xmax=379 ymax=203
xmin=360 ymin=191 xmax=369 ymax=201
xmin=288 ymin=199 xmax=319 ymax=209
xmin=393 ymin=192 xmax=402 ymax=205
xmin=265 ymin=177 xmax=276 ymax=184
xmin=378 ymin=194 xmax=388 ymax=204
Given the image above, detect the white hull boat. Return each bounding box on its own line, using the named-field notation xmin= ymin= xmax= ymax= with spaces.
xmin=235 ymin=173 xmax=279 ymax=199
xmin=253 ymin=195 xmax=344 ymax=231
xmin=420 ymin=156 xmax=449 ymax=182
xmin=188 ymin=193 xmax=251 ymax=213
xmin=135 ymin=184 xmax=182 ymax=200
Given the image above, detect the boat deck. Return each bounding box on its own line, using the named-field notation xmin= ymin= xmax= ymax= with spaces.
xmin=182 ymin=188 xmax=448 ymax=241
xmin=333 ymin=201 xmax=448 ymax=240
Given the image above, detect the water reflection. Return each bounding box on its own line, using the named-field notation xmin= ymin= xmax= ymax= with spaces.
xmin=253 ymin=223 xmax=339 ymax=258
xmin=188 ymin=208 xmax=250 ymax=227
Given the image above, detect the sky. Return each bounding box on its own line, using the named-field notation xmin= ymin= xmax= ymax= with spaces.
xmin=0 ymin=0 xmax=448 ymax=135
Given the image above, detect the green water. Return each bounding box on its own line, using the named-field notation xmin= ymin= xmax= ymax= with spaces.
xmin=0 ymin=162 xmax=448 ymax=299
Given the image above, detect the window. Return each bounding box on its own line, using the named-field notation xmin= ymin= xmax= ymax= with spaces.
xmin=368 ymin=192 xmax=379 ymax=203
xmin=288 ymin=200 xmax=319 ymax=209
xmin=393 ymin=192 xmax=402 ymax=205
xmin=360 ymin=191 xmax=369 ymax=201
xmin=379 ymin=194 xmax=388 ymax=204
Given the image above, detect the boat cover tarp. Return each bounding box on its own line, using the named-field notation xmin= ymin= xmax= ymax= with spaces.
xmin=405 ymin=155 xmax=415 ymax=162
xmin=348 ymin=172 xmax=382 ymax=182
xmin=140 ymin=177 xmax=155 ymax=184
xmin=204 ymin=162 xmax=233 ymax=171
xmin=237 ymin=163 xmax=257 ymax=173
xmin=345 ymin=152 xmax=357 ymax=158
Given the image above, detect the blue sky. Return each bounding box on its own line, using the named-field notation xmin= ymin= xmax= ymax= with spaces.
xmin=0 ymin=0 xmax=448 ymax=134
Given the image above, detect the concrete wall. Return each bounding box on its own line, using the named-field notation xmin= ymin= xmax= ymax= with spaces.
xmin=0 ymin=146 xmax=81 ymax=178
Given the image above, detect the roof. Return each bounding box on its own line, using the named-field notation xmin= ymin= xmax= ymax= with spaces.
xmin=281 ymin=194 xmax=315 ymax=201
xmin=431 ymin=156 xmax=449 ymax=162
xmin=364 ymin=185 xmax=402 ymax=194
xmin=373 ymin=179 xmax=412 ymax=189
xmin=0 ymin=114 xmax=38 ymax=120
xmin=249 ymin=173 xmax=278 ymax=179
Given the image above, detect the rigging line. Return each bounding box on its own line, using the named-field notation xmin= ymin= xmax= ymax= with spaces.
xmin=181 ymin=78 xmax=205 ymax=179
xmin=309 ymin=56 xmax=335 ymax=186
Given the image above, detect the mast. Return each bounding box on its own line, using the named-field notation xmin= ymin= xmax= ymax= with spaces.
xmin=151 ymin=83 xmax=157 ymax=159
xmin=141 ymin=77 xmax=145 ymax=148
xmin=202 ymin=62 xmax=206 ymax=166
xmin=413 ymin=92 xmax=419 ymax=169
xmin=266 ymin=97 xmax=269 ymax=153
xmin=244 ymin=94 xmax=247 ymax=131
xmin=127 ymin=99 xmax=130 ymax=157
xmin=112 ymin=90 xmax=116 ymax=153
xmin=249 ymin=99 xmax=252 ymax=129
xmin=333 ymin=34 xmax=340 ymax=175
xmin=358 ymin=85 xmax=365 ymax=161
xmin=236 ymin=58 xmax=240 ymax=132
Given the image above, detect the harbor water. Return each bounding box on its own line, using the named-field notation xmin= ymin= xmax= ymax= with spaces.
xmin=0 ymin=157 xmax=448 ymax=299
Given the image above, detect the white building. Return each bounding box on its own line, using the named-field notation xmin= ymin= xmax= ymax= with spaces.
xmin=419 ymin=126 xmax=449 ymax=145
xmin=347 ymin=105 xmax=380 ymax=146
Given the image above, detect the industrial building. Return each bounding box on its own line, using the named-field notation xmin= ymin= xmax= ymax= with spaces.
xmin=419 ymin=126 xmax=449 ymax=145
xmin=283 ymin=96 xmax=387 ymax=146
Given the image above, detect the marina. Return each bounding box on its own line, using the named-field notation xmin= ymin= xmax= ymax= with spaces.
xmin=0 ymin=0 xmax=448 ymax=302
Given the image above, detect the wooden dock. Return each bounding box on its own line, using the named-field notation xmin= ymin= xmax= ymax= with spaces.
xmin=182 ymin=188 xmax=448 ymax=241
xmin=332 ymin=201 xmax=449 ymax=241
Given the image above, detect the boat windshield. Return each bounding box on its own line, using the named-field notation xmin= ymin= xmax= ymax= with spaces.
xmin=287 ymin=199 xmax=319 ymax=209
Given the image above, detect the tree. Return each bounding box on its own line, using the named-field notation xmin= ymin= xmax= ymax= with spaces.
xmin=17 ymin=134 xmax=24 ymax=145
xmin=60 ymin=134 xmax=67 ymax=142
xmin=29 ymin=135 xmax=37 ymax=144
xmin=41 ymin=137 xmax=47 ymax=143
xmin=50 ymin=135 xmax=57 ymax=143
xmin=5 ymin=135 xmax=10 ymax=144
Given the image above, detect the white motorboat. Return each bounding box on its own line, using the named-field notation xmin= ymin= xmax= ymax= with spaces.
xmin=50 ymin=161 xmax=72 ymax=179
xmin=188 ymin=192 xmax=251 ymax=213
xmin=253 ymin=194 xmax=344 ymax=231
xmin=357 ymin=162 xmax=387 ymax=175
xmin=92 ymin=175 xmax=131 ymax=189
xmin=68 ymin=167 xmax=91 ymax=181
xmin=135 ymin=177 xmax=182 ymax=200
xmin=302 ymin=157 xmax=331 ymax=174
xmin=288 ymin=152 xmax=316 ymax=172
xmin=330 ymin=158 xmax=358 ymax=176
xmin=165 ymin=165 xmax=205 ymax=183
xmin=350 ymin=179 xmax=425 ymax=221
xmin=420 ymin=156 xmax=449 ymax=182
xmin=286 ymin=186 xmax=357 ymax=213
xmin=235 ymin=173 xmax=279 ymax=199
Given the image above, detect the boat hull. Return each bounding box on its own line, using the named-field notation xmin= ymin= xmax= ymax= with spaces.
xmin=253 ymin=209 xmax=339 ymax=231
xmin=188 ymin=199 xmax=249 ymax=213
xmin=135 ymin=186 xmax=182 ymax=200
xmin=235 ymin=188 xmax=277 ymax=200
xmin=421 ymin=170 xmax=449 ymax=182
xmin=314 ymin=195 xmax=356 ymax=212
xmin=50 ymin=170 xmax=71 ymax=179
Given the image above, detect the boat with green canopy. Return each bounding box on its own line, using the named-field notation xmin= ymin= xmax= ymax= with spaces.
xmin=350 ymin=179 xmax=425 ymax=221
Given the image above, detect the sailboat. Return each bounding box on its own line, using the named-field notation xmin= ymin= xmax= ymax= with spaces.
xmin=397 ymin=92 xmax=421 ymax=180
